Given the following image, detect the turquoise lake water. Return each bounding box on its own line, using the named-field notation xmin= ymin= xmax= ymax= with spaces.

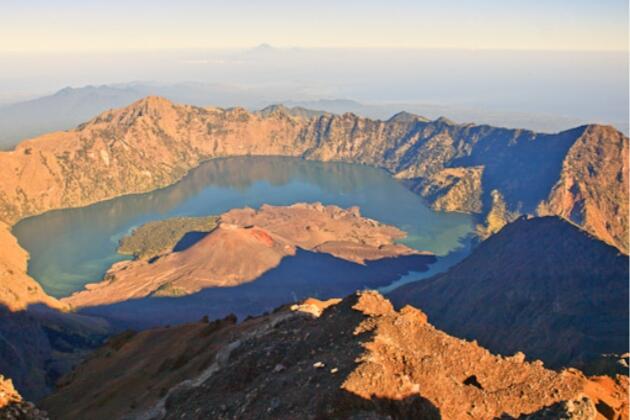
xmin=13 ymin=157 xmax=474 ymax=298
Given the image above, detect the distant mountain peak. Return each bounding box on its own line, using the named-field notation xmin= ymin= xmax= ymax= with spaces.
xmin=82 ymin=96 xmax=177 ymax=129
xmin=54 ymin=86 xmax=75 ymax=96
xmin=258 ymin=104 xmax=290 ymax=115
xmin=387 ymin=111 xmax=429 ymax=124
xmin=254 ymin=43 xmax=274 ymax=50
xmin=257 ymin=103 xmax=328 ymax=119
xmin=435 ymin=116 xmax=456 ymax=125
xmin=128 ymin=95 xmax=175 ymax=111
xmin=247 ymin=43 xmax=277 ymax=54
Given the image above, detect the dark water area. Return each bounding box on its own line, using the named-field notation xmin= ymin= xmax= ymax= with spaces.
xmin=78 ymin=249 xmax=436 ymax=329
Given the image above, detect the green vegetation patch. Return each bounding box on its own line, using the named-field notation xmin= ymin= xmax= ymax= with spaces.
xmin=118 ymin=216 xmax=218 ymax=260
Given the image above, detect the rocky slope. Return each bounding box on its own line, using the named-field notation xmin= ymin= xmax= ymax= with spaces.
xmin=390 ymin=216 xmax=629 ymax=371
xmin=0 ymin=220 xmax=112 ymax=401
xmin=63 ymin=203 xmax=427 ymax=309
xmin=538 ymin=125 xmax=629 ymax=255
xmin=0 ymin=96 xmax=626 ymax=310
xmin=41 ymin=292 xmax=628 ymax=420
xmin=0 ymin=375 xmax=48 ymax=419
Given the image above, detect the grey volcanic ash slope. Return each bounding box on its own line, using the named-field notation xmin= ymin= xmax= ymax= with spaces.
xmin=389 ymin=216 xmax=629 ymax=370
xmin=40 ymin=292 xmax=629 ymax=420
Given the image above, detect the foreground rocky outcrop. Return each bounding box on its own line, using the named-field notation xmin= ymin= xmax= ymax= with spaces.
xmin=63 ymin=203 xmax=427 ymax=309
xmin=0 ymin=375 xmax=48 ymax=419
xmin=390 ymin=216 xmax=629 ymax=372
xmin=41 ymin=292 xmax=628 ymax=419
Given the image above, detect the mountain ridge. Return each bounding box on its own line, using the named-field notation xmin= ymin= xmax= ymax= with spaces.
xmin=39 ymin=291 xmax=629 ymax=420
xmin=0 ymin=95 xmax=626 ymax=311
xmin=389 ymin=215 xmax=629 ymax=370
xmin=2 ymin=82 xmax=626 ymax=151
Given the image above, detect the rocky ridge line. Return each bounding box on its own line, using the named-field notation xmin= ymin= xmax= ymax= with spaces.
xmin=0 ymin=96 xmax=626 ymax=310
xmin=40 ymin=292 xmax=629 ymax=420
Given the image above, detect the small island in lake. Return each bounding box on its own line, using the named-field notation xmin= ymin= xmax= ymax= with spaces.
xmin=63 ymin=203 xmax=434 ymax=309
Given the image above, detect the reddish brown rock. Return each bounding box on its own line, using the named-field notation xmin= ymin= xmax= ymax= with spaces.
xmin=538 ymin=125 xmax=629 ymax=253
xmin=41 ymin=292 xmax=628 ymax=420
xmin=0 ymin=375 xmax=48 ymax=419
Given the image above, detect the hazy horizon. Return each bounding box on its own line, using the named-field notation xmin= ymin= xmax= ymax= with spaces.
xmin=1 ymin=0 xmax=628 ymax=135
xmin=1 ymin=47 xmax=627 ymax=135
xmin=2 ymin=0 xmax=627 ymax=52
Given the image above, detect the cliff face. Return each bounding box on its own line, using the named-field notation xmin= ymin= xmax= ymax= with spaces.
xmin=0 ymin=97 xmax=626 ymax=250
xmin=389 ymin=216 xmax=629 ymax=370
xmin=41 ymin=292 xmax=628 ymax=420
xmin=406 ymin=166 xmax=484 ymax=213
xmin=538 ymin=125 xmax=629 ymax=254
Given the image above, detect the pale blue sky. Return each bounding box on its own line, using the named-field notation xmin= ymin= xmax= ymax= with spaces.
xmin=1 ymin=0 xmax=628 ymax=51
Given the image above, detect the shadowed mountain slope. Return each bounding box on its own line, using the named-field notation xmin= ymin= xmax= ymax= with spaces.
xmin=0 ymin=304 xmax=111 ymax=400
xmin=389 ymin=216 xmax=629 ymax=370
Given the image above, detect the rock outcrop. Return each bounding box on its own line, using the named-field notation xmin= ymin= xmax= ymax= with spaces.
xmin=538 ymin=125 xmax=629 ymax=256
xmin=0 ymin=375 xmax=48 ymax=419
xmin=390 ymin=216 xmax=629 ymax=371
xmin=62 ymin=203 xmax=427 ymax=308
xmin=408 ymin=165 xmax=484 ymax=213
xmin=41 ymin=292 xmax=628 ymax=420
